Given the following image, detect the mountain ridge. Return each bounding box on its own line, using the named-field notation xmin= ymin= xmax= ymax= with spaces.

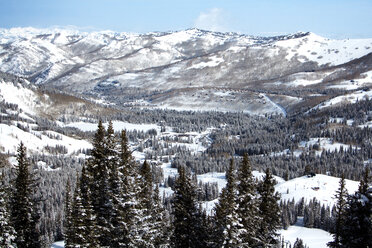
xmin=1 ymin=27 xmax=371 ymax=115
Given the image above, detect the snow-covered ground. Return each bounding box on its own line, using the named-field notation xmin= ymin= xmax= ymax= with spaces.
xmin=276 ymin=32 xmax=372 ymax=66
xmin=312 ymin=89 xmax=372 ymax=110
xmin=276 ymin=174 xmax=359 ymax=206
xmin=298 ymin=137 xmax=358 ymax=155
xmin=0 ymin=80 xmax=48 ymax=116
xmin=0 ymin=123 xmax=92 ymax=155
xmin=279 ymin=217 xmax=333 ymax=248
xmin=63 ymin=120 xmax=162 ymax=133
xmin=328 ymin=70 xmax=372 ymax=90
xmin=51 ymin=241 xmax=64 ymax=248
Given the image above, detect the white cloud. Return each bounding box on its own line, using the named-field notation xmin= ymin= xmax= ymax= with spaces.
xmin=194 ymin=8 xmax=228 ymax=32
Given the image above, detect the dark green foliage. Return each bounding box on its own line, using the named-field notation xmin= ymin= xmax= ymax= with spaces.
xmin=328 ymin=174 xmax=348 ymax=248
xmin=337 ymin=168 xmax=372 ymax=248
xmin=69 ymin=172 xmax=99 ymax=247
xmin=85 ymin=120 xmax=112 ymax=246
xmin=257 ymin=168 xmax=281 ymax=246
xmin=140 ymin=160 xmax=153 ymax=211
xmin=214 ymin=158 xmax=244 ymax=247
xmin=63 ymin=179 xmax=73 ymax=248
xmin=171 ymin=166 xmax=206 ymax=248
xmin=237 ymin=154 xmax=261 ymax=247
xmin=10 ymin=143 xmax=41 ymax=248
xmin=149 ymin=184 xmax=170 ymax=247
xmin=293 ymin=238 xmax=307 ymax=248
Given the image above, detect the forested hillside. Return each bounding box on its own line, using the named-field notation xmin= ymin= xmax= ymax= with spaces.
xmin=0 ymin=28 xmax=371 ymax=247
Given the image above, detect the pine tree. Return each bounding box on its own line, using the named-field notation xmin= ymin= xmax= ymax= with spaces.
xmin=140 ymin=160 xmax=153 ymax=211
xmin=214 ymin=158 xmax=244 ymax=247
xmin=338 ymin=168 xmax=372 ymax=248
xmin=257 ymin=168 xmax=281 ymax=246
xmin=83 ymin=121 xmax=115 ymax=246
xmin=139 ymin=160 xmax=156 ymax=247
xmin=0 ymin=157 xmax=16 ymax=248
xmin=10 ymin=142 xmax=41 ymax=248
xmin=236 ymin=153 xmax=260 ymax=247
xmin=69 ymin=168 xmax=99 ymax=248
xmin=63 ymin=179 xmax=73 ymax=248
xmin=293 ymin=238 xmax=307 ymax=248
xmin=149 ymin=184 xmax=170 ymax=247
xmin=327 ymin=174 xmax=348 ymax=248
xmin=119 ymin=129 xmax=143 ymax=247
xmin=171 ymin=166 xmax=205 ymax=248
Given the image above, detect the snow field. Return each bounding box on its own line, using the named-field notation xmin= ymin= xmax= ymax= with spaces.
xmin=0 ymin=123 xmax=92 ymax=156
xmin=279 ymin=217 xmax=333 ymax=248
xmin=0 ymin=80 xmax=44 ymax=115
xmin=63 ymin=120 xmax=162 ymax=133
xmin=276 ymin=174 xmax=359 ymax=206
xmin=312 ymin=89 xmax=372 ymax=111
xmin=328 ymin=70 xmax=372 ymax=90
xmin=276 ymin=32 xmax=372 ymax=66
xmin=298 ymin=137 xmax=359 ymax=155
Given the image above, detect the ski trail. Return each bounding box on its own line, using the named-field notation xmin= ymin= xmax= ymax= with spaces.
xmin=261 ymin=93 xmax=287 ymax=117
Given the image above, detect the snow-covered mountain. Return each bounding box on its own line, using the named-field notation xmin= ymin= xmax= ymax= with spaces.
xmin=1 ymin=27 xmax=371 ymax=114
xmin=0 ymin=73 xmax=112 ymax=156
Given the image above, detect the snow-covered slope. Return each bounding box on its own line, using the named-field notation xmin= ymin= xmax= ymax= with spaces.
xmin=276 ymin=174 xmax=359 ymax=206
xmin=1 ymin=28 xmax=371 ymax=114
xmin=0 ymin=75 xmax=112 ymax=157
xmin=0 ymin=78 xmax=49 ymax=116
xmin=275 ymin=32 xmax=372 ymax=66
xmin=311 ymin=88 xmax=372 ymax=110
xmin=0 ymin=123 xmax=92 ymax=155
xmin=279 ymin=217 xmax=333 ymax=248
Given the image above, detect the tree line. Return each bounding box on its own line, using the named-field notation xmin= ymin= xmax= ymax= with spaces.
xmin=1 ymin=122 xmax=282 ymax=247
xmin=1 ymin=121 xmax=371 ymax=247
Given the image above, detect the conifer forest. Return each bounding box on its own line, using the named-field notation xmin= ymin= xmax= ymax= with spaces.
xmin=0 ymin=26 xmax=372 ymax=248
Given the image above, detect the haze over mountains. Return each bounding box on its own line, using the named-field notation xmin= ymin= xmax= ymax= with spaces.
xmin=1 ymin=27 xmax=371 ymax=115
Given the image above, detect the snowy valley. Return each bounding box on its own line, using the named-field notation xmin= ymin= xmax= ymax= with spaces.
xmin=0 ymin=28 xmax=371 ymax=248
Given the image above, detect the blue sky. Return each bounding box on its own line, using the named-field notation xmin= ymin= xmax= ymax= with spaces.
xmin=1 ymin=0 xmax=371 ymax=38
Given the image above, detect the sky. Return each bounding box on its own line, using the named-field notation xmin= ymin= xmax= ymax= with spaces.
xmin=0 ymin=0 xmax=372 ymax=39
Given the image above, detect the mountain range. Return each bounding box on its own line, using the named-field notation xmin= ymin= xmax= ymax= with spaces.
xmin=1 ymin=27 xmax=371 ymax=115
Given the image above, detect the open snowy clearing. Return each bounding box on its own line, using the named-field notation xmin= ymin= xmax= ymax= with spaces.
xmin=328 ymin=70 xmax=372 ymax=90
xmin=0 ymin=123 xmax=92 ymax=155
xmin=276 ymin=174 xmax=359 ymax=206
xmin=279 ymin=217 xmax=333 ymax=248
xmin=63 ymin=120 xmax=162 ymax=133
xmin=0 ymin=80 xmax=46 ymax=115
xmin=276 ymin=32 xmax=372 ymax=66
xmin=312 ymin=89 xmax=372 ymax=110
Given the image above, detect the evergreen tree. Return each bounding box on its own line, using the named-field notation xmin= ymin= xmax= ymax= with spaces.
xmin=92 ymin=121 xmax=113 ymax=246
xmin=69 ymin=172 xmax=99 ymax=248
xmin=63 ymin=179 xmax=73 ymax=248
xmin=214 ymin=158 xmax=244 ymax=247
xmin=83 ymin=121 xmax=118 ymax=246
xmin=139 ymin=160 xmax=156 ymax=247
xmin=338 ymin=168 xmax=372 ymax=248
xmin=293 ymin=238 xmax=307 ymax=248
xmin=257 ymin=168 xmax=281 ymax=247
xmin=327 ymin=174 xmax=348 ymax=248
xmin=119 ymin=130 xmax=143 ymax=247
xmin=171 ymin=166 xmax=205 ymax=248
xmin=0 ymin=157 xmax=16 ymax=248
xmin=149 ymin=184 xmax=170 ymax=247
xmin=140 ymin=160 xmax=153 ymax=211
xmin=10 ymin=142 xmax=41 ymax=248
xmin=237 ymin=153 xmax=260 ymax=247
